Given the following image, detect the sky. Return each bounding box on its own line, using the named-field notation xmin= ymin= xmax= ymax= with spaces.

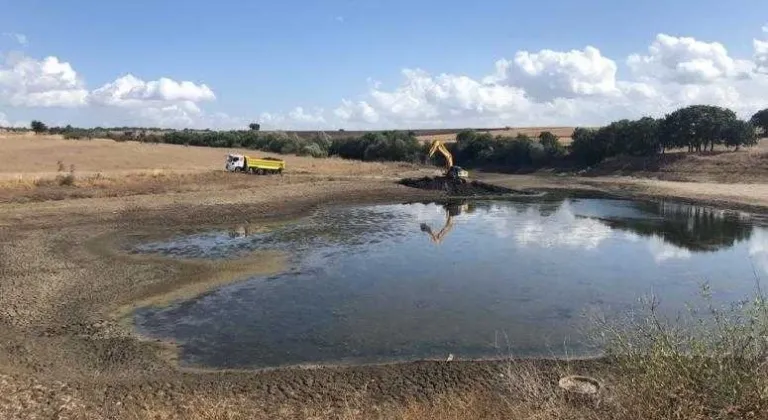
xmin=0 ymin=0 xmax=767 ymax=130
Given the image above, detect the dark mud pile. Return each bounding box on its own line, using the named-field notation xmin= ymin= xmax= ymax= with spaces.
xmin=398 ymin=176 xmax=536 ymax=197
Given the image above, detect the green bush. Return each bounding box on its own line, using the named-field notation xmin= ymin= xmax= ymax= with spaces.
xmin=330 ymin=131 xmax=422 ymax=162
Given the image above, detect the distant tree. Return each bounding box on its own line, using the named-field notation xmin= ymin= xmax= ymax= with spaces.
xmin=750 ymin=109 xmax=768 ymax=137
xmin=569 ymin=127 xmax=603 ymax=165
xmin=539 ymin=131 xmax=565 ymax=158
xmin=248 ymin=123 xmax=261 ymax=131
xmin=30 ymin=120 xmax=48 ymax=134
xmin=625 ymin=117 xmax=662 ymax=156
xmin=723 ymin=120 xmax=758 ymax=150
xmin=660 ymin=105 xmax=737 ymax=152
xmin=538 ymin=131 xmax=558 ymax=149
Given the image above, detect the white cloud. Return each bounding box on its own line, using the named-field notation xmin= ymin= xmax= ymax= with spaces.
xmin=514 ymin=201 xmax=613 ymax=250
xmin=648 ymin=236 xmax=691 ymax=263
xmin=333 ymin=68 xmax=530 ymax=128
xmin=488 ymin=46 xmax=620 ymax=101
xmin=755 ymin=26 xmax=768 ymax=74
xmin=335 ymin=16 xmax=344 ymax=23
xmin=3 ymin=33 xmax=28 ymax=46
xmin=258 ymin=107 xmax=326 ymax=129
xmin=319 ymin=28 xmax=768 ymax=129
xmin=628 ymin=34 xmax=752 ymax=84
xmin=288 ymin=107 xmax=325 ymax=124
xmin=3 ymin=24 xmax=768 ymax=129
xmin=89 ymin=74 xmax=215 ymax=107
xmin=0 ymin=112 xmax=28 ymax=128
xmin=0 ymin=55 xmax=88 ymax=107
xmin=748 ymin=228 xmax=768 ymax=276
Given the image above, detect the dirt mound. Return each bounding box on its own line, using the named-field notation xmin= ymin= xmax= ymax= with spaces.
xmin=398 ymin=176 xmax=534 ymax=196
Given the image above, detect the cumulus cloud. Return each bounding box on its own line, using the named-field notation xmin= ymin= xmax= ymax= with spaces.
xmin=514 ymin=202 xmax=613 ymax=250
xmin=748 ymin=229 xmax=768 ymax=275
xmin=334 ymin=68 xmax=530 ymax=128
xmin=4 ymin=24 xmax=768 ymax=129
xmin=627 ymin=34 xmax=752 ymax=84
xmin=261 ymin=25 xmax=768 ymax=129
xmin=648 ymin=236 xmax=692 ymax=263
xmin=0 ymin=50 xmax=219 ymax=127
xmin=488 ymin=46 xmax=620 ymax=100
xmin=89 ymin=74 xmax=215 ymax=107
xmin=0 ymin=55 xmax=89 ymax=107
xmin=755 ymin=26 xmax=768 ymax=74
xmin=258 ymin=107 xmax=326 ymax=129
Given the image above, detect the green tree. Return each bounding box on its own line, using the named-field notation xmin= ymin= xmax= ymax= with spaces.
xmin=750 ymin=109 xmax=768 ymax=136
xmin=569 ymin=127 xmax=603 ymax=165
xmin=249 ymin=123 xmax=261 ymax=131
xmin=660 ymin=105 xmax=737 ymax=152
xmin=625 ymin=117 xmax=662 ymax=156
xmin=723 ymin=120 xmax=758 ymax=150
xmin=30 ymin=120 xmax=48 ymax=134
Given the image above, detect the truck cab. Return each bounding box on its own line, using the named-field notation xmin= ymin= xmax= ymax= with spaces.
xmin=226 ymin=154 xmax=246 ymax=172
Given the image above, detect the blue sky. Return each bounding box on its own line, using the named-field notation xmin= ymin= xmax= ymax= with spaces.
xmin=1 ymin=0 xmax=767 ymax=129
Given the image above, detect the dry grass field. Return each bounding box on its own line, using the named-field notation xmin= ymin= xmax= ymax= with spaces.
xmin=0 ymin=133 xmax=420 ymax=181
xmin=415 ymin=126 xmax=576 ymax=144
xmin=0 ymin=133 xmax=435 ymax=203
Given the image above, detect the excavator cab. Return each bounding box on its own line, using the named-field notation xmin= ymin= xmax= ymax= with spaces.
xmin=447 ymin=165 xmax=469 ymax=181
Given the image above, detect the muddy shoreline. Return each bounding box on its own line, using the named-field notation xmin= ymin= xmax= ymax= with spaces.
xmin=2 ymin=175 xmax=767 ymax=417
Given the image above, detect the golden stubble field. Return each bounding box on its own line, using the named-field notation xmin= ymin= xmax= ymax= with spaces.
xmin=416 ymin=127 xmax=575 ymax=144
xmin=0 ymin=133 xmax=426 ymax=183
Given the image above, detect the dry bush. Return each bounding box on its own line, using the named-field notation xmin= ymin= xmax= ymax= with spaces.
xmin=589 ymin=283 xmax=768 ymax=419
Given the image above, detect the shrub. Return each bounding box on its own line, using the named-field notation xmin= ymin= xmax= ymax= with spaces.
xmin=590 ymin=285 xmax=768 ymax=419
xmin=330 ymin=131 xmax=422 ymax=162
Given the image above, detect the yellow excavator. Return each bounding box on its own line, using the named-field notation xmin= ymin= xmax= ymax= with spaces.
xmin=427 ymin=139 xmax=469 ymax=182
xmin=420 ymin=202 xmax=469 ymax=245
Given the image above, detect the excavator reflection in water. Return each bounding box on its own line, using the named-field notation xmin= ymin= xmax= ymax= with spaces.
xmin=228 ymin=222 xmax=270 ymax=238
xmin=420 ymin=201 xmax=473 ymax=245
xmin=227 ymin=202 xmax=473 ymax=246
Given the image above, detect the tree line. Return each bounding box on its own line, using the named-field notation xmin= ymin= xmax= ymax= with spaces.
xmin=21 ymin=105 xmax=768 ymax=169
xmin=570 ymin=105 xmax=765 ymax=166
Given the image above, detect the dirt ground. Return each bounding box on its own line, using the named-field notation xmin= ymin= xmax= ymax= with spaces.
xmin=3 ymin=134 xmax=768 ymax=419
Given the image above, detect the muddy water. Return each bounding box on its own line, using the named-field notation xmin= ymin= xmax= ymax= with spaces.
xmin=133 ymin=195 xmax=768 ymax=369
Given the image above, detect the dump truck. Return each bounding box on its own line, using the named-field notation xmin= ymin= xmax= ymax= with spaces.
xmin=225 ymin=154 xmax=285 ymax=175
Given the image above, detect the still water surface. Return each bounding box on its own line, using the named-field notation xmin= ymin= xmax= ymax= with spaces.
xmin=133 ymin=195 xmax=768 ymax=369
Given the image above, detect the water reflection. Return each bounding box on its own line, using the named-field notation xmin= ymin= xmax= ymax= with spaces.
xmin=420 ymin=202 xmax=473 ymax=245
xmin=599 ymin=201 xmax=753 ymax=252
xmin=133 ymin=196 xmax=768 ymax=369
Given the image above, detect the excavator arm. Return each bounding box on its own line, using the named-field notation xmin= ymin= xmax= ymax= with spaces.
xmin=420 ymin=216 xmax=455 ymax=245
xmin=427 ymin=140 xmax=454 ymax=170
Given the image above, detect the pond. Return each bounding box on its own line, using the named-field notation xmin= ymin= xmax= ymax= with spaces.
xmin=132 ymin=194 xmax=768 ymax=369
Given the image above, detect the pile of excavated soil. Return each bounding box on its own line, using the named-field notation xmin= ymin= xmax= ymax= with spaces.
xmin=398 ymin=176 xmax=536 ymax=196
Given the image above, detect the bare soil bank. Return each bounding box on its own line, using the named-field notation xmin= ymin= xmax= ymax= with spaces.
xmin=1 ymin=175 xmax=767 ymax=419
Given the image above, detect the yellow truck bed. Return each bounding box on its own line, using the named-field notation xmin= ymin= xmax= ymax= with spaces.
xmin=244 ymin=156 xmax=285 ymax=173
